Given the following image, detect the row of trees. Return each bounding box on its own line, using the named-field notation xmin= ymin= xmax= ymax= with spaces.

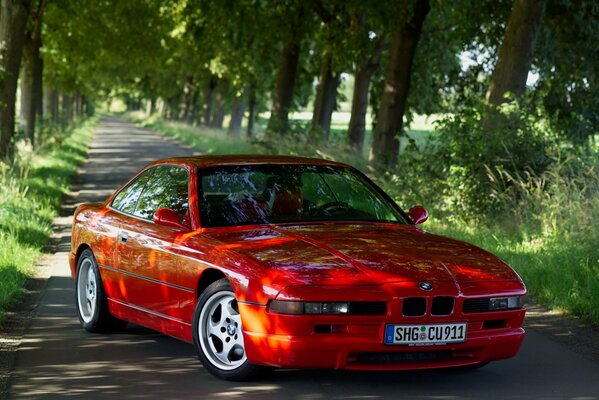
xmin=1 ymin=0 xmax=597 ymax=168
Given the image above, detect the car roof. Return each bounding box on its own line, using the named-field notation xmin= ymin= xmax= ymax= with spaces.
xmin=152 ymin=154 xmax=351 ymax=169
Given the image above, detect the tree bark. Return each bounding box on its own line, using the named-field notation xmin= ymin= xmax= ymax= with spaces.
xmin=369 ymin=0 xmax=430 ymax=170
xmin=228 ymin=89 xmax=246 ymax=137
xmin=266 ymin=30 xmax=302 ymax=136
xmin=61 ymin=94 xmax=73 ymax=129
xmin=149 ymin=97 xmax=157 ymax=116
xmin=210 ymin=81 xmax=227 ymax=129
xmin=202 ymin=76 xmax=217 ymax=126
xmin=187 ymin=88 xmax=199 ymax=125
xmin=483 ymin=0 xmax=546 ymax=131
xmin=347 ymin=63 xmax=375 ymax=153
xmin=246 ymin=82 xmax=257 ymax=138
xmin=347 ymin=33 xmax=386 ymax=153
xmin=310 ymin=55 xmax=340 ymax=141
xmin=180 ymin=75 xmax=193 ymax=121
xmin=24 ymin=0 xmax=46 ymax=146
xmin=43 ymin=86 xmax=58 ymax=123
xmin=19 ymin=61 xmax=33 ymax=140
xmin=0 ymin=0 xmax=31 ymax=159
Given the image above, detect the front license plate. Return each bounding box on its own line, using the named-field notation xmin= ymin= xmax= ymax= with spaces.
xmin=384 ymin=323 xmax=467 ymax=346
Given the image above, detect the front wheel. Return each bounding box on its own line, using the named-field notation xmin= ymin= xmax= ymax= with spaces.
xmin=192 ymin=278 xmax=271 ymax=380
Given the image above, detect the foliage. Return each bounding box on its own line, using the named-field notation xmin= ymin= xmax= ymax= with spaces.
xmin=0 ymin=118 xmax=95 ymax=326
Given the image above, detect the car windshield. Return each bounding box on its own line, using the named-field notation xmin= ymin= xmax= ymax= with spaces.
xmin=199 ymin=164 xmax=409 ymax=227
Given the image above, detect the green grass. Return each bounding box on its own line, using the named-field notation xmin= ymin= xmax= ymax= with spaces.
xmin=137 ymin=117 xmax=254 ymax=155
xmin=127 ymin=112 xmax=598 ymax=325
xmin=427 ymin=222 xmax=599 ymax=324
xmin=0 ymin=118 xmax=96 ymax=326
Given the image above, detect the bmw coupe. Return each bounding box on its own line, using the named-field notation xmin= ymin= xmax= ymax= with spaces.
xmin=70 ymin=155 xmax=526 ymax=380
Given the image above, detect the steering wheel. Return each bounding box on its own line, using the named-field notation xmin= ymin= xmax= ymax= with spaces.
xmin=310 ymin=201 xmax=352 ymax=217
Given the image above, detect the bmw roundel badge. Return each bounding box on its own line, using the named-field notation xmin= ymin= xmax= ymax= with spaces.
xmin=419 ymin=282 xmax=433 ymax=291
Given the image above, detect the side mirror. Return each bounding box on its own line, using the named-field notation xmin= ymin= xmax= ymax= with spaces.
xmin=408 ymin=205 xmax=428 ymax=225
xmin=153 ymin=208 xmax=189 ymax=230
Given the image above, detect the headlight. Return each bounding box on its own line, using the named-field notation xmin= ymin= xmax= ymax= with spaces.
xmin=269 ymin=300 xmax=349 ymax=315
xmin=489 ymin=296 xmax=523 ymax=310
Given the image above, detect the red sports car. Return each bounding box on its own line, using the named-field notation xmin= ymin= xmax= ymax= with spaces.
xmin=70 ymin=155 xmax=526 ymax=380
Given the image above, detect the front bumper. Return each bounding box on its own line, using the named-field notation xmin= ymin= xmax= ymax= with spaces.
xmin=238 ymin=282 xmax=526 ymax=370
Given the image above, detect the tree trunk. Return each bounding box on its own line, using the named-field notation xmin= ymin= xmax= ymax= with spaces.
xmin=187 ymin=88 xmax=200 ymax=125
xmin=149 ymin=97 xmax=157 ymax=116
xmin=483 ymin=0 xmax=546 ymax=131
xmin=228 ymin=89 xmax=246 ymax=137
xmin=61 ymin=94 xmax=73 ymax=129
xmin=34 ymin=50 xmax=43 ymax=122
xmin=310 ymin=55 xmax=340 ymax=142
xmin=210 ymin=81 xmax=227 ymax=129
xmin=0 ymin=0 xmax=31 ymax=159
xmin=246 ymin=82 xmax=257 ymax=138
xmin=202 ymin=76 xmax=217 ymax=126
xmin=76 ymin=93 xmax=84 ymax=116
xmin=19 ymin=60 xmax=33 ymax=142
xmin=180 ymin=75 xmax=193 ymax=121
xmin=347 ymin=32 xmax=386 ymax=153
xmin=20 ymin=0 xmax=46 ymax=147
xmin=369 ymin=0 xmax=430 ymax=170
xmin=348 ymin=62 xmax=376 ymax=153
xmin=83 ymin=96 xmax=94 ymax=117
xmin=43 ymin=86 xmax=59 ymax=123
xmin=266 ymin=33 xmax=301 ymax=136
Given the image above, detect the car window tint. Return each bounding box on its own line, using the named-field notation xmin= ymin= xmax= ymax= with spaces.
xmin=319 ymin=170 xmax=400 ymax=222
xmin=111 ymin=169 xmax=155 ymax=214
xmin=134 ymin=166 xmax=189 ymax=220
xmin=200 ymin=165 xmax=408 ymax=227
xmin=300 ymin=172 xmax=336 ymax=207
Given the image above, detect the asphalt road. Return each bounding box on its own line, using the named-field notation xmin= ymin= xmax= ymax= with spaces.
xmin=5 ymin=117 xmax=599 ymax=399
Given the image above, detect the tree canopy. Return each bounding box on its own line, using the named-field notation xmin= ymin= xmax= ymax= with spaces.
xmin=0 ymin=0 xmax=597 ymax=163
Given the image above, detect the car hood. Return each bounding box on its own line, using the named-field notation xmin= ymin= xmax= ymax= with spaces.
xmin=204 ymin=223 xmax=521 ymax=287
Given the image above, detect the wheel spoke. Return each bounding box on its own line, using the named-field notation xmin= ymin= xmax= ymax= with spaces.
xmin=198 ymin=290 xmax=247 ymax=370
xmin=220 ymin=338 xmax=236 ymax=363
xmin=207 ymin=318 xmax=222 ymax=337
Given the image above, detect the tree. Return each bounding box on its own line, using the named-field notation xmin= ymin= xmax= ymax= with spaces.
xmin=0 ymin=0 xmax=31 ymax=160
xmin=309 ymin=1 xmax=345 ymax=141
xmin=347 ymin=11 xmax=387 ymax=152
xmin=266 ymin=1 xmax=308 ymax=136
xmin=369 ymin=0 xmax=430 ymax=170
xmin=20 ymin=0 xmax=47 ymax=147
xmin=483 ymin=0 xmax=546 ymax=131
xmin=535 ymin=0 xmax=599 ymax=145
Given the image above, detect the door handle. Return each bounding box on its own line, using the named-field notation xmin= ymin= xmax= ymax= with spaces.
xmin=119 ymin=231 xmax=129 ymax=243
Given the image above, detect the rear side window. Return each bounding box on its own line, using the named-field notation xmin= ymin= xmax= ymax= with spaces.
xmin=134 ymin=166 xmax=189 ymax=220
xmin=111 ymin=169 xmax=155 ymax=214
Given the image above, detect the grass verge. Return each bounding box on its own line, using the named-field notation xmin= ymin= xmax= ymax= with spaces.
xmin=428 ymin=222 xmax=598 ymax=324
xmin=0 ymin=118 xmax=96 ymax=326
xmin=126 ymin=112 xmax=598 ymax=325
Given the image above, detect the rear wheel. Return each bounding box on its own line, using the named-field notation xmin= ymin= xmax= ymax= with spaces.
xmin=75 ymin=249 xmax=126 ymax=332
xmin=192 ymin=278 xmax=271 ymax=380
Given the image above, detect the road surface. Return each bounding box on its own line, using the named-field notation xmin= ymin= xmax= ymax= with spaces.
xmin=4 ymin=117 xmax=599 ymax=399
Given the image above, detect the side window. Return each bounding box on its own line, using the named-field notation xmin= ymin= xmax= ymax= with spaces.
xmin=111 ymin=169 xmax=155 ymax=214
xmin=134 ymin=166 xmax=189 ymax=220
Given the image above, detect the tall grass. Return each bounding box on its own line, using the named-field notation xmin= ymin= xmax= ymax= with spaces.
xmin=0 ymin=118 xmax=96 ymax=326
xmin=127 ymin=112 xmax=599 ymax=325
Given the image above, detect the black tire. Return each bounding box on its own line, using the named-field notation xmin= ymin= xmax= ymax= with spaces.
xmin=192 ymin=278 xmax=272 ymax=381
xmin=75 ymin=249 xmax=127 ymax=332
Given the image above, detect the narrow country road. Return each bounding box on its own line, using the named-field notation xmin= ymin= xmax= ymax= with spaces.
xmin=4 ymin=117 xmax=599 ymax=399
